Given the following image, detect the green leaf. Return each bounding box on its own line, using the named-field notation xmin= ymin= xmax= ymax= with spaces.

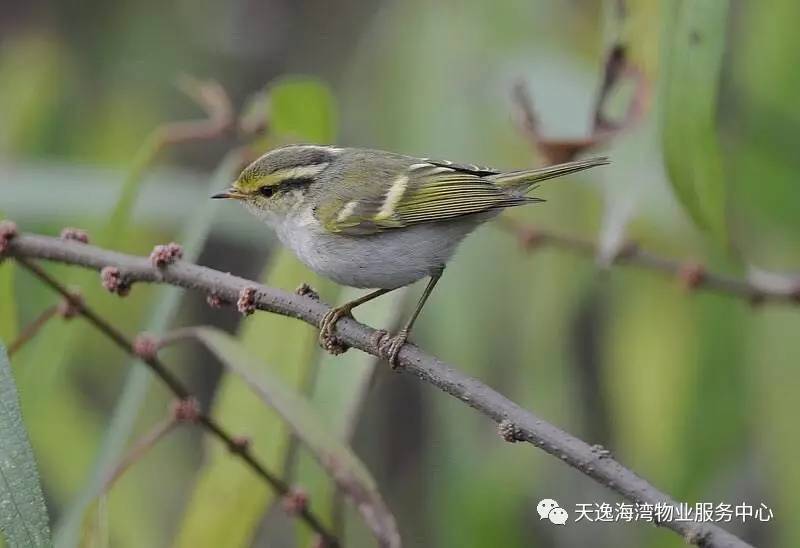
xmin=174 ymin=252 xmax=335 ymax=548
xmin=0 ymin=342 xmax=51 ymax=547
xmin=189 ymin=327 xmax=400 ymax=548
xmin=661 ymin=0 xmax=729 ymax=242
xmin=269 ymin=76 xmax=337 ymax=143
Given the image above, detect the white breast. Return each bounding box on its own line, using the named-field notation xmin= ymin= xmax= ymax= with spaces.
xmin=271 ymin=208 xmax=488 ymax=289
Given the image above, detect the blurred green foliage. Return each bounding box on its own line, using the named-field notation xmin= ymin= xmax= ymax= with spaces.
xmin=661 ymin=1 xmax=728 ymax=243
xmin=2 ymin=1 xmax=799 ymax=547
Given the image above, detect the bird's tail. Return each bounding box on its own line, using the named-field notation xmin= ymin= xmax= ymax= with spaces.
xmin=488 ymin=156 xmax=609 ymax=193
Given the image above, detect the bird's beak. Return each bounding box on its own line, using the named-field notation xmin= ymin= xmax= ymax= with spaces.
xmin=211 ymin=188 xmax=245 ymax=200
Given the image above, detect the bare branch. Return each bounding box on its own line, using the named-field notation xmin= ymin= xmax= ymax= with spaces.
xmin=512 ymin=43 xmax=650 ymax=164
xmin=8 ymin=305 xmax=59 ymax=357
xmin=156 ymin=76 xmax=235 ymax=146
xmin=497 ymin=217 xmax=800 ymax=305
xmin=5 ymin=231 xmax=754 ymax=548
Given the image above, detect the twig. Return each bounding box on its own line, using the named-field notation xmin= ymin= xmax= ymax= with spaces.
xmin=7 ymin=305 xmax=59 ymax=357
xmin=6 ymin=232 xmax=753 ymax=548
xmin=12 ymin=255 xmax=340 ymax=548
xmin=512 ymin=43 xmax=650 ymax=164
xmin=156 ymin=76 xmax=234 ymax=146
xmin=497 ymin=217 xmax=800 ymax=305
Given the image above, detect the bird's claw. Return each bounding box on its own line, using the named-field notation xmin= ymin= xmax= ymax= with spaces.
xmin=319 ymin=306 xmax=351 ymax=355
xmin=379 ymin=329 xmax=409 ymax=369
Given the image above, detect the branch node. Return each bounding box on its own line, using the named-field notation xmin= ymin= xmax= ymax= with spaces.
xmin=498 ymin=419 xmax=522 ymax=443
xmin=237 ymin=286 xmax=258 ymax=316
xmin=590 ymin=443 xmax=612 ymax=459
xmin=206 ymin=291 xmax=227 ymax=309
xmin=229 ymin=435 xmax=251 ymax=454
xmin=171 ymin=397 xmax=201 ymax=423
xmin=0 ymin=220 xmax=18 ymax=255
xmin=133 ymin=333 xmax=160 ymax=360
xmin=295 ymin=282 xmax=320 ymax=301
xmin=282 ymin=487 xmax=309 ymax=516
xmin=59 ymin=227 xmax=90 ymax=244
xmin=684 ymin=525 xmax=711 ymax=545
xmin=57 ymin=292 xmax=83 ymax=319
xmin=101 ymin=266 xmax=131 ymax=296
xmin=150 ymin=242 xmax=183 ymax=268
xmin=677 ymin=262 xmax=706 ymax=291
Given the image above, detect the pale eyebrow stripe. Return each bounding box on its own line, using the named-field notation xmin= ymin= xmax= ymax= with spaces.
xmin=376 ymin=174 xmax=409 ymax=219
xmin=271 ymin=163 xmax=329 ymax=181
xmin=336 ymin=200 xmax=359 ymax=223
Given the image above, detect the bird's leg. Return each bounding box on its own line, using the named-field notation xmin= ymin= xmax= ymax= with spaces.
xmin=319 ymin=288 xmax=392 ymax=354
xmin=381 ymin=267 xmax=444 ymax=368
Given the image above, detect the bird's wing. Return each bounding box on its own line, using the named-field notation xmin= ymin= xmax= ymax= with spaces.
xmin=319 ymin=160 xmax=538 ymax=235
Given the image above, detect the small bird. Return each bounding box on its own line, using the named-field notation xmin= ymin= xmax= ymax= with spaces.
xmin=213 ymin=145 xmax=607 ymax=365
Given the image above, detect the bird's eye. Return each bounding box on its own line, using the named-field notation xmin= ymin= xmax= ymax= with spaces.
xmin=259 ymin=186 xmax=275 ymax=198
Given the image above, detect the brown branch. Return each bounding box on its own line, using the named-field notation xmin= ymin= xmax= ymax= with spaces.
xmin=155 ymin=76 xmax=234 ymax=146
xmin=5 ymin=231 xmax=754 ymax=548
xmin=8 ymin=304 xmax=59 ymax=357
xmin=497 ymin=217 xmax=800 ymax=305
xmin=11 ymin=255 xmax=340 ymax=548
xmin=512 ymin=43 xmax=650 ymax=164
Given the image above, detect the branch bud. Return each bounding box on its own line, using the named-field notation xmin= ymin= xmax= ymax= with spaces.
xmin=150 ymin=242 xmax=183 ymax=268
xmin=498 ymin=419 xmax=522 ymax=443
xmin=133 ymin=333 xmax=160 ymax=360
xmin=100 ymin=266 xmax=131 ymax=296
xmin=171 ymin=397 xmax=201 ymax=423
xmin=59 ymin=227 xmax=90 ymax=244
xmin=282 ymin=487 xmax=309 ymax=515
xmin=237 ymin=286 xmax=257 ymax=316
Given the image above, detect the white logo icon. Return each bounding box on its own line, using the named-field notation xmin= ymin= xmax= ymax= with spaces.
xmin=537 ymin=498 xmax=569 ymax=525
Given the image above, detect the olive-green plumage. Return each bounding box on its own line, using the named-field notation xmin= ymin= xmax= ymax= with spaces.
xmin=213 ymin=144 xmax=608 ymax=364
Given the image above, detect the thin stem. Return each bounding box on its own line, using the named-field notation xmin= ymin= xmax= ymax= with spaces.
xmin=497 ymin=217 xmax=800 ymax=304
xmin=8 ymin=305 xmax=59 ymax=357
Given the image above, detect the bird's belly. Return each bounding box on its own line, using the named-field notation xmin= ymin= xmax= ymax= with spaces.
xmin=276 ymin=220 xmax=481 ymax=289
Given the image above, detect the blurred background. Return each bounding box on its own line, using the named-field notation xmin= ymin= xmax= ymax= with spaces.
xmin=2 ymin=0 xmax=800 ymax=547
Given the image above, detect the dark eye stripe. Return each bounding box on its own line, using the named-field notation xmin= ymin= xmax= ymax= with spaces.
xmin=258 ymin=176 xmax=314 ymax=198
xmin=277 ymin=176 xmax=314 ymax=191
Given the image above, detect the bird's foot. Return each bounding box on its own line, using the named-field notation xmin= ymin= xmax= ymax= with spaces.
xmin=319 ymin=306 xmax=352 ymax=355
xmin=378 ymin=328 xmax=409 ymax=369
